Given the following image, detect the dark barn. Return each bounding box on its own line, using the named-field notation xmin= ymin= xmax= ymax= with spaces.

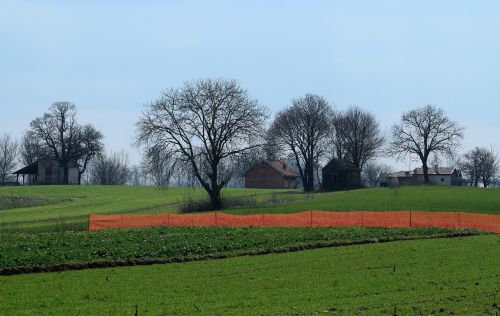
xmin=245 ymin=160 xmax=300 ymax=189
xmin=322 ymin=159 xmax=361 ymax=191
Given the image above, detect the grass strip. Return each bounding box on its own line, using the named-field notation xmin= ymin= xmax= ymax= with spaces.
xmin=0 ymin=226 xmax=478 ymax=275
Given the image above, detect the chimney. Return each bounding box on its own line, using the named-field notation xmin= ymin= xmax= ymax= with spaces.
xmin=434 ymin=164 xmax=439 ymax=174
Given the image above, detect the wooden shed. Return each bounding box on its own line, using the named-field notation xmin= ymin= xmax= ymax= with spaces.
xmin=322 ymin=159 xmax=361 ymax=191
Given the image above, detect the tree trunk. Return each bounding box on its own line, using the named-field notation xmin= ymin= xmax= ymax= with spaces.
xmin=422 ymin=163 xmax=430 ymax=184
xmin=63 ymin=164 xmax=69 ymax=184
xmin=209 ymin=188 xmax=222 ymax=210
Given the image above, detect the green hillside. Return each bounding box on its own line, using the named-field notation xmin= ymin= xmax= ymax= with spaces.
xmin=0 ymin=185 xmax=499 ymax=232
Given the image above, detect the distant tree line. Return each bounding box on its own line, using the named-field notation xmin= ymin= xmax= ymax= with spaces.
xmin=1 ymin=78 xmax=499 ymax=209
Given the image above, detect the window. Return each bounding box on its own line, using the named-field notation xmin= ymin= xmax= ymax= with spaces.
xmin=441 ymin=178 xmax=445 ymax=182
xmin=46 ymin=166 xmax=53 ymax=177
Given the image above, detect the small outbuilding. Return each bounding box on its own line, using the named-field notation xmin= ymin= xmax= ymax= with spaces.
xmin=322 ymin=159 xmax=361 ymax=191
xmin=13 ymin=159 xmax=79 ymax=185
xmin=244 ymin=160 xmax=300 ymax=189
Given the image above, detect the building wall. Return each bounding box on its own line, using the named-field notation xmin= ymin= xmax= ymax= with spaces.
xmin=37 ymin=160 xmax=79 ymax=184
xmin=323 ymin=169 xmax=361 ymax=191
xmin=415 ymin=174 xmax=452 ymax=186
xmin=245 ymin=167 xmax=287 ymax=189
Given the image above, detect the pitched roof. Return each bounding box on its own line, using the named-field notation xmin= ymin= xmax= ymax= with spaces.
xmin=266 ymin=160 xmax=300 ymax=177
xmin=384 ymin=171 xmax=413 ymax=178
xmin=322 ymin=159 xmax=360 ymax=172
xmin=413 ymin=167 xmax=456 ymax=175
xmin=383 ymin=167 xmax=458 ymax=179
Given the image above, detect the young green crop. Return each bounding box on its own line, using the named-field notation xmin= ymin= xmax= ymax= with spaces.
xmin=0 ymin=235 xmax=497 ymax=315
xmin=0 ymin=226 xmax=472 ymax=272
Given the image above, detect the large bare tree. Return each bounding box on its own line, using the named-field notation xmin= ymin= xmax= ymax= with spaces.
xmin=136 ymin=78 xmax=268 ymax=209
xmin=389 ymin=105 xmax=465 ymax=184
xmin=332 ymin=106 xmax=385 ymax=169
xmin=0 ymin=134 xmax=18 ymax=185
xmin=460 ymin=147 xmax=498 ymax=188
xmin=267 ymin=94 xmax=333 ymax=192
xmin=28 ymin=102 xmax=104 ymax=184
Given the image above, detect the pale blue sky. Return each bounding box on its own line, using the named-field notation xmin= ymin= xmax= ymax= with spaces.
xmin=1 ymin=1 xmax=499 ymax=166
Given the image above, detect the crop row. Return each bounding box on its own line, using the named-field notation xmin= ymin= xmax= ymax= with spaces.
xmin=0 ymin=226 xmax=477 ymax=272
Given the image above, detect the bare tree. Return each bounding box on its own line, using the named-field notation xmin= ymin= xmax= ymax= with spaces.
xmin=88 ymin=151 xmax=130 ymax=185
xmin=128 ymin=165 xmax=147 ymax=186
xmin=136 ymin=78 xmax=268 ymax=209
xmin=19 ymin=130 xmax=46 ymax=166
xmin=142 ymin=145 xmax=178 ymax=187
xmin=361 ymin=161 xmax=393 ymax=187
xmin=28 ymin=102 xmax=104 ymax=184
xmin=332 ymin=106 xmax=385 ymax=169
xmin=0 ymin=134 xmax=18 ymax=185
xmin=389 ymin=105 xmax=465 ymax=184
xmin=72 ymin=125 xmax=105 ymax=184
xmin=460 ymin=147 xmax=498 ymax=188
xmin=267 ymin=94 xmax=333 ymax=192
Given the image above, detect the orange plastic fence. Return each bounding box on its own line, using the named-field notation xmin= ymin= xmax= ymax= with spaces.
xmin=88 ymin=210 xmax=500 ymax=233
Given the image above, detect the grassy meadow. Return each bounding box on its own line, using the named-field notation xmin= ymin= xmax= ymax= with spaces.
xmin=0 ymin=184 xmax=499 ymax=232
xmin=1 ymin=234 xmax=497 ymax=315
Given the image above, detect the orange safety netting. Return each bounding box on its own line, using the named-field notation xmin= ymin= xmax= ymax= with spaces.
xmin=88 ymin=210 xmax=500 ymax=233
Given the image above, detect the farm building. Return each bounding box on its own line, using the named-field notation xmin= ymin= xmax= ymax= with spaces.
xmin=13 ymin=159 xmax=79 ymax=185
xmin=379 ymin=165 xmax=466 ymax=187
xmin=244 ymin=160 xmax=300 ymax=189
xmin=322 ymin=159 xmax=361 ymax=191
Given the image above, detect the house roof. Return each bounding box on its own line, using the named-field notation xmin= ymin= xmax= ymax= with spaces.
xmin=266 ymin=160 xmax=300 ymax=177
xmin=245 ymin=160 xmax=299 ymax=178
xmin=383 ymin=167 xmax=458 ymax=179
xmin=322 ymin=159 xmax=360 ymax=172
xmin=413 ymin=167 xmax=456 ymax=175
xmin=13 ymin=162 xmax=38 ymax=175
xmin=383 ymin=171 xmax=413 ymax=178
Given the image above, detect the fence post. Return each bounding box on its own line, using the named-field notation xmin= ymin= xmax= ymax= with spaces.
xmin=409 ymin=210 xmax=412 ymax=228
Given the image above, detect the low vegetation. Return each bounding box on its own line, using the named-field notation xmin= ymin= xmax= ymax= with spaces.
xmin=0 ymin=226 xmax=475 ymax=274
xmin=0 ymin=235 xmax=497 ymax=315
xmin=0 ymin=195 xmax=56 ymax=211
xmin=0 ymin=185 xmax=499 ymax=232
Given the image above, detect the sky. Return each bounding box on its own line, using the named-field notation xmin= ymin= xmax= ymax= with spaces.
xmin=1 ymin=0 xmax=499 ymax=169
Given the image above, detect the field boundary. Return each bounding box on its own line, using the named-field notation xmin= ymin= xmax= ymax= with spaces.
xmin=0 ymin=231 xmax=476 ymax=276
xmin=88 ymin=210 xmax=500 ymax=233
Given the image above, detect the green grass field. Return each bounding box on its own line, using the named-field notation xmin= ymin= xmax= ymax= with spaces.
xmin=1 ymin=185 xmax=499 ymax=232
xmin=1 ymin=234 xmax=497 ymax=315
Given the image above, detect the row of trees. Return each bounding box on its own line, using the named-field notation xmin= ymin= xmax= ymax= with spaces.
xmin=1 ymin=78 xmax=499 ymax=208
xmin=135 ymin=78 xmax=498 ymax=209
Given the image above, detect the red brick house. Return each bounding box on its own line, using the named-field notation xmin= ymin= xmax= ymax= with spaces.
xmin=244 ymin=160 xmax=300 ymax=189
